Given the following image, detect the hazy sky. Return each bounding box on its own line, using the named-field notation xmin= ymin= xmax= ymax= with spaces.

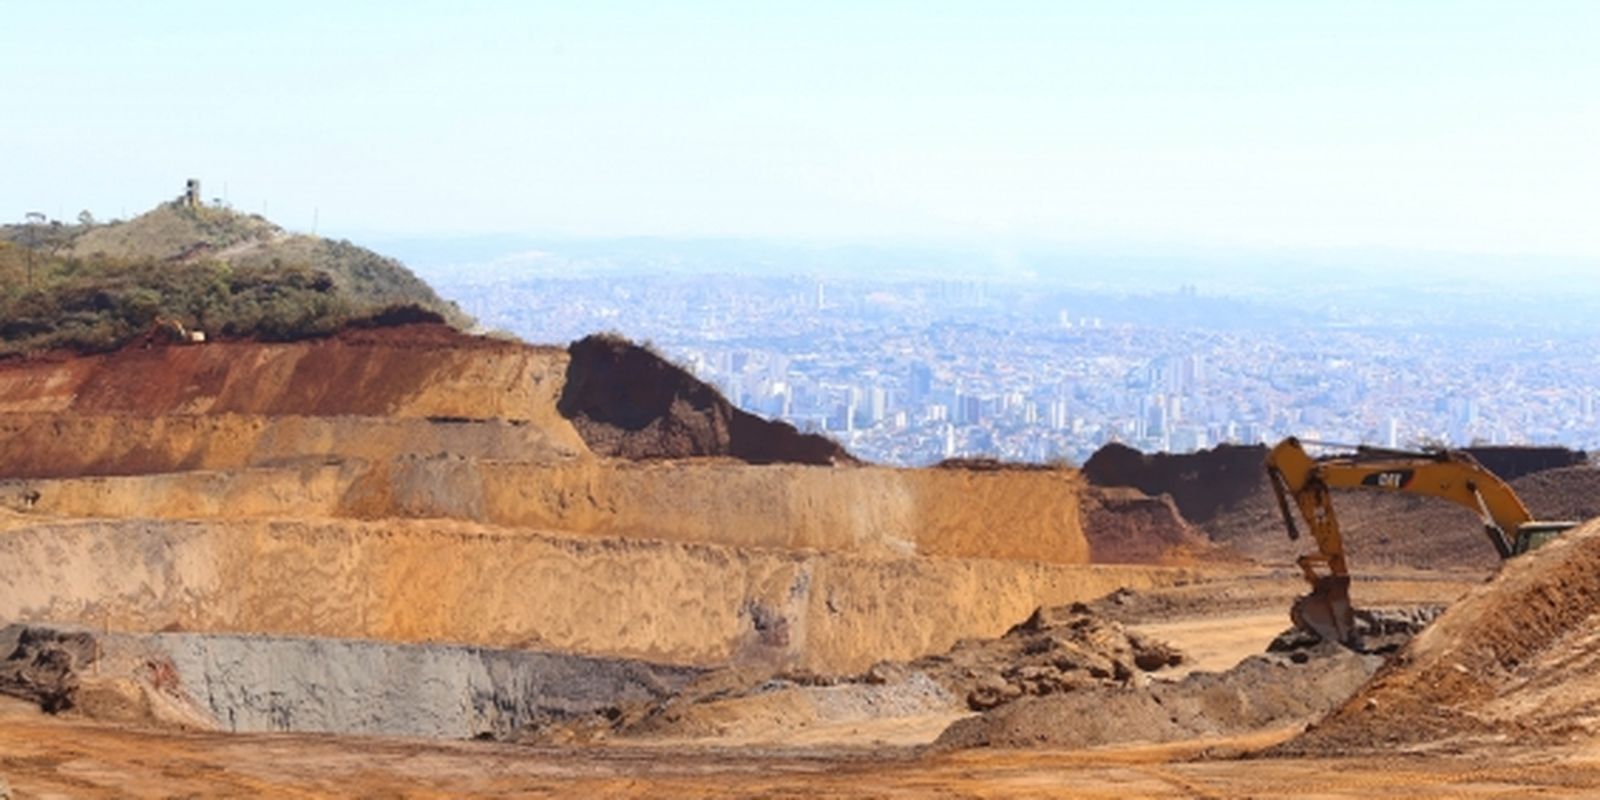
xmin=4 ymin=2 xmax=1597 ymax=257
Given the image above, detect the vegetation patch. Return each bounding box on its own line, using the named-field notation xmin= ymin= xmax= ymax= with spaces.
xmin=0 ymin=200 xmax=468 ymax=355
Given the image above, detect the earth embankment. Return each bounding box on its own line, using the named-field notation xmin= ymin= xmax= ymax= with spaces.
xmin=4 ymin=459 xmax=1092 ymax=562
xmin=1 ymin=623 xmax=700 ymax=738
xmin=0 ymin=323 xmax=1232 ymax=742
xmin=1084 ymin=440 xmax=1598 ymax=570
xmin=0 ymin=324 xmax=579 ymax=433
xmin=1282 ymin=517 xmax=1600 ymax=754
xmin=0 ymin=516 xmax=1211 ymax=672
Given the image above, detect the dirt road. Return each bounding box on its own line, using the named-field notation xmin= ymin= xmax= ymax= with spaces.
xmin=3 ymin=700 xmax=1595 ymax=799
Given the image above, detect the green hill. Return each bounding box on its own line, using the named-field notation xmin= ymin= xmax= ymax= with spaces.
xmin=0 ymin=198 xmax=470 ymax=355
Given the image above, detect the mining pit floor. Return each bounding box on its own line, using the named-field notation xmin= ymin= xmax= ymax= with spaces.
xmin=8 ymin=568 xmax=1582 ymax=799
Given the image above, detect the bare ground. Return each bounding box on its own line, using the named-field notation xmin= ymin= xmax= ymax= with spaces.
xmin=5 ymin=697 xmax=1600 ymax=798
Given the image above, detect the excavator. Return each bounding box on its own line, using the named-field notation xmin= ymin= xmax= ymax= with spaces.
xmin=1265 ymin=436 xmax=1578 ymax=644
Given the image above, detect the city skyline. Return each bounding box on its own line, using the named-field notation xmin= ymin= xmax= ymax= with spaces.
xmin=421 ymin=262 xmax=1600 ymax=466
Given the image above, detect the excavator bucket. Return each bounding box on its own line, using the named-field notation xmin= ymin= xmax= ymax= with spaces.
xmin=1291 ymin=575 xmax=1356 ymax=644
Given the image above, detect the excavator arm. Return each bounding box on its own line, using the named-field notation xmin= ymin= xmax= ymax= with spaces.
xmin=1265 ymin=436 xmax=1569 ymax=643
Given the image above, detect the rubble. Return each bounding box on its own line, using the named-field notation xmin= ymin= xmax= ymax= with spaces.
xmin=908 ymin=603 xmax=1184 ymax=711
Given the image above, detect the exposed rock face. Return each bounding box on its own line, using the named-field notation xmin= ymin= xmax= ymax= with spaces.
xmin=559 ymin=334 xmax=851 ymax=465
xmin=0 ymin=624 xmax=701 ymax=739
xmin=0 ymin=517 xmax=1206 ymax=675
xmin=0 ymin=626 xmax=97 ymax=712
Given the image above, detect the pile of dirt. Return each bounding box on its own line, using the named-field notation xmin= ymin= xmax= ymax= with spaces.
xmin=934 ymin=641 xmax=1383 ymax=750
xmin=906 ymin=603 xmax=1184 ymax=711
xmin=1508 ymin=465 xmax=1600 ymax=521
xmin=559 ymin=334 xmax=852 ymax=465
xmin=1205 ymin=463 xmax=1600 ymax=572
xmin=1279 ymin=517 xmax=1600 ymax=754
xmin=1083 ymin=442 xmax=1596 ymax=572
xmin=1463 ymin=446 xmax=1587 ymax=482
xmin=1079 ymin=486 xmax=1220 ymax=564
xmin=1083 ymin=442 xmax=1268 ymax=524
xmin=542 ymin=665 xmax=959 ymax=745
xmin=1204 ymin=483 xmax=1498 ymax=570
xmin=1084 ymin=442 xmax=1588 ymax=533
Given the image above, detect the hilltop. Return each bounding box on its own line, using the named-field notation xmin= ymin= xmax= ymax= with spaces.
xmin=0 ymin=194 xmax=469 ymax=355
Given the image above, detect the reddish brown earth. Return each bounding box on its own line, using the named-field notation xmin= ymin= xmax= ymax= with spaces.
xmin=1079 ymin=487 xmax=1216 ymax=564
xmin=559 ymin=333 xmax=852 ymax=465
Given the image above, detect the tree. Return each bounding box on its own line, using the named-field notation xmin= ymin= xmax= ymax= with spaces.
xmin=77 ymin=210 xmax=95 ymax=227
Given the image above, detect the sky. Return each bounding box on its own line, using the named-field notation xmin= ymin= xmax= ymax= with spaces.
xmin=3 ymin=2 xmax=1598 ymax=259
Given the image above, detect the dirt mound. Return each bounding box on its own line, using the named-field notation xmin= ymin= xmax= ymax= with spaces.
xmin=1509 ymin=465 xmax=1600 ymax=521
xmin=1463 ymin=446 xmax=1587 ymax=482
xmin=1206 ymin=462 xmax=1600 ymax=572
xmin=935 ymin=641 xmax=1382 ymax=750
xmin=554 ymin=665 xmax=959 ymax=745
xmin=1205 ymin=483 xmax=1498 ymax=570
xmin=1083 ymin=442 xmax=1269 ymax=524
xmin=1080 ymin=486 xmax=1221 ymax=564
xmin=559 ymin=334 xmax=851 ymax=465
xmin=907 ymin=603 xmax=1184 ymax=711
xmin=1280 ymin=518 xmax=1600 ymax=754
xmin=1086 ymin=442 xmax=1594 ymax=572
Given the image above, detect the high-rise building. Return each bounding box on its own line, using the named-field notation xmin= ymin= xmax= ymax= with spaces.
xmin=956 ymin=393 xmax=983 ymax=426
xmin=1048 ymin=399 xmax=1070 ymax=431
xmin=907 ymin=362 xmax=933 ymax=402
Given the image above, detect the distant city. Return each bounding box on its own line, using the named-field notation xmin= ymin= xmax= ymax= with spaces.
xmin=411 ymin=247 xmax=1600 ymax=466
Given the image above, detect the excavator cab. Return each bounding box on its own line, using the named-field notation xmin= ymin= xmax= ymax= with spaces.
xmin=1513 ymin=521 xmax=1579 ymax=556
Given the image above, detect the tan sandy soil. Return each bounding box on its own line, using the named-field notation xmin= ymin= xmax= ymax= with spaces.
xmin=4 ymin=698 xmax=1598 ymax=798
xmin=1129 ymin=611 xmax=1290 ymax=677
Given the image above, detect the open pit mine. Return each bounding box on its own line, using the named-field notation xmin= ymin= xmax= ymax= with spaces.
xmin=5 ymin=322 xmax=1600 ymax=797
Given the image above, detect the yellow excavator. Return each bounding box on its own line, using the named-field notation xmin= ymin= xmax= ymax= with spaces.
xmin=1265 ymin=436 xmax=1578 ymax=643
